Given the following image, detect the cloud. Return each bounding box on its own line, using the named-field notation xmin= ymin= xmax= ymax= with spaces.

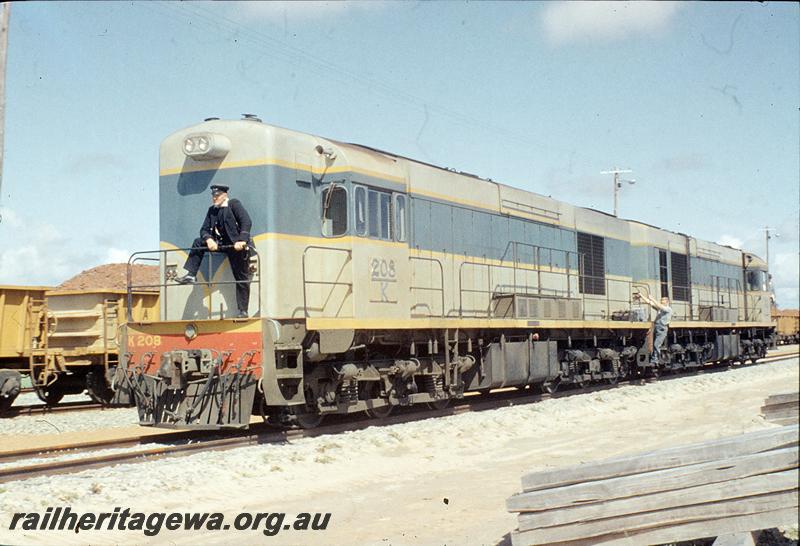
xmin=106 ymin=247 xmax=132 ymax=264
xmin=777 ymin=213 xmax=800 ymax=245
xmin=0 ymin=208 xmax=127 ymax=286
xmin=541 ymin=1 xmax=682 ymax=45
xmin=716 ymin=234 xmax=743 ymax=249
xmin=772 ymin=250 xmax=799 ymax=309
xmin=0 ymin=206 xmax=21 ymax=228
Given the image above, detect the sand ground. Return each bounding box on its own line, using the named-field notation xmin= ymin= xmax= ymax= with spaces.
xmin=1 ymin=356 xmax=797 ymax=546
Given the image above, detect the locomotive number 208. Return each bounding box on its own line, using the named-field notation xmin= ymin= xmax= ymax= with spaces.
xmin=131 ymin=335 xmax=162 ymax=348
xmin=370 ymin=258 xmax=396 ymax=281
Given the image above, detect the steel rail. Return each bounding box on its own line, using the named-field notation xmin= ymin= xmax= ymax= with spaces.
xmin=2 ymin=401 xmax=104 ymax=417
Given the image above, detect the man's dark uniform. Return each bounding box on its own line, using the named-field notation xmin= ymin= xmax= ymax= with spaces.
xmin=183 ymin=188 xmax=253 ymax=315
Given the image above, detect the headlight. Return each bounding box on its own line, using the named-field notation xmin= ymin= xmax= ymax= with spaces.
xmin=182 ymin=133 xmax=231 ymax=160
xmin=184 ymin=323 xmax=198 ymax=340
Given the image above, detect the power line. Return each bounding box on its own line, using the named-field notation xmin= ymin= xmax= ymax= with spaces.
xmin=147 ymin=2 xmax=588 ymax=163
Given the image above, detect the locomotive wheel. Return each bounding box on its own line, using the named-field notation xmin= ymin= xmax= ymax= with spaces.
xmin=426 ymin=397 xmax=450 ymax=410
xmin=258 ymin=396 xmax=282 ymax=427
xmin=290 ymin=386 xmax=324 ymax=429
xmin=86 ymin=368 xmax=114 ymax=405
xmin=365 ymin=401 xmax=393 ymax=419
xmin=542 ymin=378 xmax=560 ymax=394
xmin=364 ymin=384 xmax=393 ymax=419
xmin=291 ymin=406 xmax=324 ymax=429
xmin=0 ymin=395 xmax=15 ymax=414
xmin=34 ymin=384 xmax=64 ymax=406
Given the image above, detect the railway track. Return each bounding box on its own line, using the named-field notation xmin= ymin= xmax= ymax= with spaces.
xmin=3 ymin=346 xmax=795 ymax=421
xmin=0 ymin=350 xmax=796 ymax=484
xmin=2 ymin=400 xmax=105 ymax=417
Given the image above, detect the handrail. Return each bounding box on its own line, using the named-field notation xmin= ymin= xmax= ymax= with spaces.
xmin=499 ymin=199 xmax=561 ymax=221
xmin=126 ymin=247 xmax=262 ymax=321
xmin=409 ymin=256 xmax=445 ymax=317
xmin=301 ymin=245 xmax=353 ymax=318
xmin=580 ymin=276 xmax=641 ymax=321
xmin=458 ymin=242 xmax=580 ymax=318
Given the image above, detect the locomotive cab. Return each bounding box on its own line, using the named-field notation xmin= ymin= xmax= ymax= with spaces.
xmin=123 ymin=116 xmax=415 ymax=428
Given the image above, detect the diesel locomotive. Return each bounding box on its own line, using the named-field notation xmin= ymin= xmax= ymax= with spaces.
xmin=119 ymin=115 xmax=775 ymax=429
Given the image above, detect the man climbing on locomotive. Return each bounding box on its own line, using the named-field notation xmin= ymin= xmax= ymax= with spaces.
xmin=175 ymin=184 xmax=253 ymax=318
xmin=639 ymin=293 xmax=673 ymax=365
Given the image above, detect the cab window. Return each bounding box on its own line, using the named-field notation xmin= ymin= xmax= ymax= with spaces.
xmin=354 ymin=186 xmax=367 ymax=236
xmin=379 ymin=192 xmax=392 ymax=239
xmin=367 ymin=190 xmax=380 ymax=238
xmin=366 ymin=188 xmax=393 ymax=240
xmin=353 ymin=184 xmax=405 ymax=241
xmin=747 ymin=270 xmax=766 ymax=291
xmin=321 ymin=185 xmax=347 ymax=237
xmin=394 ymin=194 xmax=407 ymax=242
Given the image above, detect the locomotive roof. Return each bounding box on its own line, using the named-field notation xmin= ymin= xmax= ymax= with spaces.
xmin=166 ymin=118 xmax=764 ymax=264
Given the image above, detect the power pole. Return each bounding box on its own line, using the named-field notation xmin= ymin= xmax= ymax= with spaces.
xmin=600 ymin=168 xmax=634 ymax=217
xmin=0 ymin=3 xmax=8 ymax=224
xmin=763 ymin=226 xmax=779 ymax=271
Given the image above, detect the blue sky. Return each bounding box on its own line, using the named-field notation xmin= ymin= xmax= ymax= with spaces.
xmin=1 ymin=1 xmax=798 ymax=307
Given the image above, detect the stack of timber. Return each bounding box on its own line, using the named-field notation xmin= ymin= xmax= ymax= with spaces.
xmin=507 ymin=426 xmax=799 ymax=546
xmin=761 ymin=392 xmax=799 ymax=426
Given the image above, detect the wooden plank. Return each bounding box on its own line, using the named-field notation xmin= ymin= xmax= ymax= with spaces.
xmin=517 ymin=469 xmax=798 ymax=531
xmin=520 ymin=426 xmax=797 ymax=492
xmin=528 ymin=508 xmax=799 ymax=546
xmin=762 ymin=402 xmax=799 ymax=414
xmin=712 ymin=532 xmax=758 ymax=546
xmin=762 ymin=407 xmax=799 ymax=420
xmin=769 ymin=417 xmax=799 ymax=426
xmin=508 ymin=447 xmax=797 ymax=512
xmin=514 ymin=509 xmax=799 ymax=546
xmin=764 ymin=392 xmax=799 ymax=405
xmin=512 ymin=491 xmax=797 ymax=545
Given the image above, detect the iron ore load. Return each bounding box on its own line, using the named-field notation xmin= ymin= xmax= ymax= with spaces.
xmin=120 ymin=116 xmax=775 ymax=429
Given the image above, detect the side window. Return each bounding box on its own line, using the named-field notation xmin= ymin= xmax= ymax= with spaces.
xmin=367 ymin=190 xmax=379 ymax=237
xmin=366 ymin=189 xmax=393 ymax=241
xmin=395 ymin=194 xmax=407 ymax=242
xmin=354 ymin=186 xmax=367 ymax=236
xmin=379 ymin=192 xmax=392 ymax=239
xmin=321 ymin=185 xmax=347 ymax=237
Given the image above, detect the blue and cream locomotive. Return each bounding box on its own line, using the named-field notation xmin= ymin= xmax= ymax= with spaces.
xmin=121 ymin=115 xmax=774 ymax=429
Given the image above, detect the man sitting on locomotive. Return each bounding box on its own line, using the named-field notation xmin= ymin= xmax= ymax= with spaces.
xmin=175 ymin=184 xmax=253 ymax=318
xmin=639 ymin=293 xmax=673 ymax=365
